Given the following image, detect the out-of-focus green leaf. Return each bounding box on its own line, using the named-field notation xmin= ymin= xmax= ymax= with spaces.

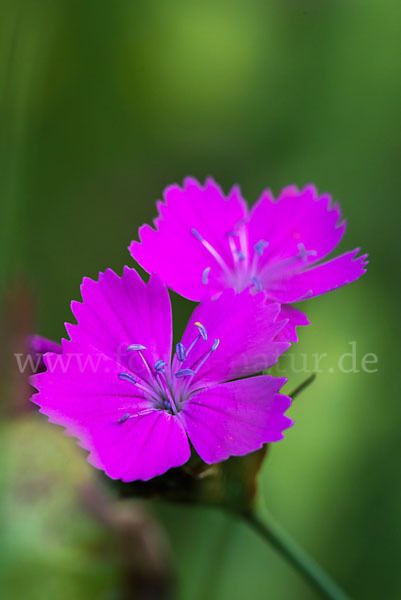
xmin=0 ymin=416 xmax=117 ymax=600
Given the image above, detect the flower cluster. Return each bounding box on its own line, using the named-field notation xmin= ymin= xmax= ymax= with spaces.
xmin=31 ymin=178 xmax=367 ymax=481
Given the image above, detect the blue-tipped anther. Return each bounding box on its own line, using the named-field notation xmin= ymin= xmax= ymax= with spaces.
xmin=254 ymin=239 xmax=269 ymax=256
xmin=297 ymin=242 xmax=307 ymax=261
xmin=236 ymin=249 xmax=245 ymax=261
xmin=154 ymin=359 xmax=167 ymax=374
xmin=118 ymin=413 xmax=131 ymax=424
xmin=191 ymin=227 xmax=204 ymax=241
xmin=211 ymin=338 xmax=220 ymax=352
xmin=194 ymin=321 xmax=208 ymax=341
xmin=250 ymin=276 xmax=263 ymax=292
xmin=175 ymin=368 xmax=195 ymax=378
xmin=297 ymin=242 xmax=317 ymax=263
xmin=176 ymin=342 xmax=187 ymax=362
xmin=202 ymin=266 xmax=211 ymax=285
xmin=118 ymin=372 xmax=137 ymax=385
xmin=127 ymin=344 xmax=147 ymax=351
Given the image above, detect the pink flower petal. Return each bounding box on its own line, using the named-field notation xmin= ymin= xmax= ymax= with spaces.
xmin=66 ymin=268 xmax=172 ymax=383
xmin=28 ymin=335 xmax=62 ymax=355
xmin=275 ymin=305 xmax=310 ymax=343
xmin=264 ymin=248 xmax=369 ymax=303
xmin=129 ymin=177 xmax=247 ymax=301
xmin=175 ymin=288 xmax=290 ymax=387
xmin=31 ymin=340 xmax=190 ymax=481
xmin=181 ymin=376 xmax=292 ymax=464
xmin=87 ymin=411 xmax=190 ymax=482
xmin=248 ymin=184 xmax=346 ymax=267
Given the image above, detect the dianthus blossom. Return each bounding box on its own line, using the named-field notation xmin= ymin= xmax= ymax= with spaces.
xmin=31 ymin=268 xmax=295 ymax=481
xmin=129 ymin=178 xmax=368 ymax=337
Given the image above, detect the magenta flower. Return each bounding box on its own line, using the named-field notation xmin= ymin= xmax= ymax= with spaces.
xmin=31 ymin=268 xmax=293 ymax=481
xmin=27 ymin=335 xmax=62 ymax=373
xmin=129 ymin=178 xmax=368 ymax=335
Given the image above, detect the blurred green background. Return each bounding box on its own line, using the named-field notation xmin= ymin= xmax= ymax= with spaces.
xmin=0 ymin=0 xmax=400 ymax=598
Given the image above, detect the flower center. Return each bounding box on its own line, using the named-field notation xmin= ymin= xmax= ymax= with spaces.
xmin=191 ymin=226 xmax=316 ymax=294
xmin=116 ymin=322 xmax=219 ymax=423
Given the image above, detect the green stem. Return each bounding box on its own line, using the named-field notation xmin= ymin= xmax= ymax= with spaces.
xmin=243 ymin=510 xmax=350 ymax=600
